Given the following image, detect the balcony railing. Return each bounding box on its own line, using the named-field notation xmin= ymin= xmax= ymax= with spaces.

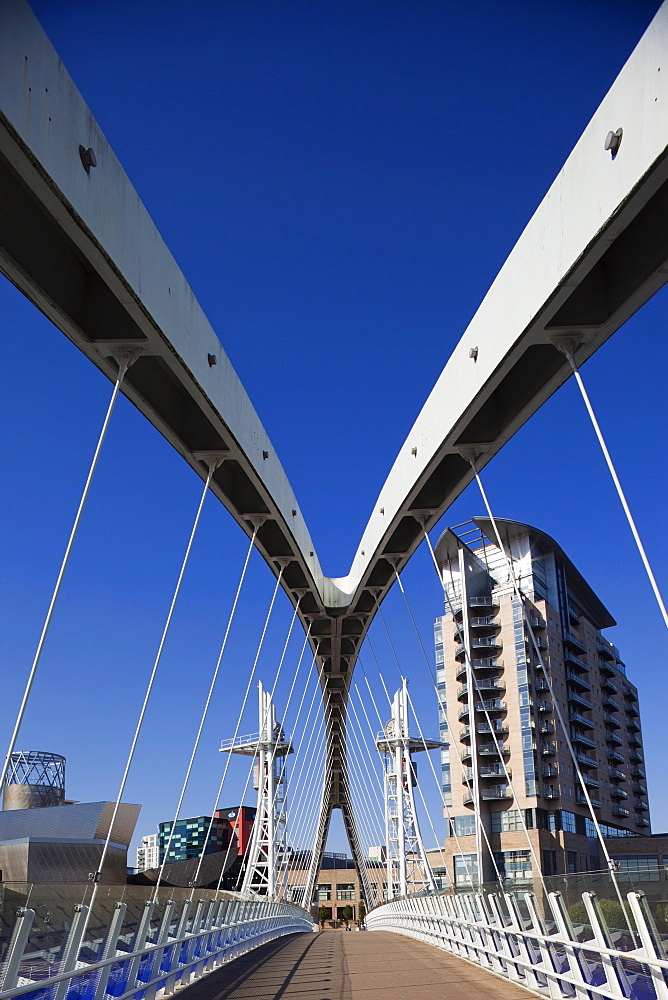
xmin=464 ymin=785 xmax=511 ymax=804
xmin=603 ymin=696 xmax=620 ymax=712
xmin=608 ymin=766 xmax=627 ymax=781
xmin=469 ymin=616 xmax=499 ymax=629
xmin=543 ymin=786 xmax=560 ymax=800
xmin=570 ymin=730 xmax=596 ymax=750
xmin=626 ymin=719 xmax=641 ymax=733
xmin=583 ymin=775 xmax=601 ymax=789
xmin=607 ymin=749 xmax=625 ymax=764
xmin=636 ymin=817 xmax=651 ymax=827
xmin=566 ymin=668 xmax=591 ymax=691
xmin=564 ymin=651 xmax=589 ymax=672
xmin=603 ymin=713 xmax=621 ymax=729
xmin=568 ymin=690 xmax=594 ymax=711
xmin=601 ymin=676 xmax=618 ymax=694
xmin=563 ymin=630 xmax=587 ymax=655
xmin=569 ymin=711 xmax=594 ymax=730
xmin=542 ymin=763 xmax=558 ymax=777
xmin=576 ymin=789 xmax=601 ymax=808
xmin=631 ymin=781 xmax=647 ymax=794
xmin=478 ymin=744 xmax=510 ymax=757
xmin=540 ymin=741 xmax=556 ymax=756
xmin=605 ymin=730 xmax=623 ymax=746
xmin=575 ymin=752 xmax=597 ymax=769
xmin=610 ymin=787 xmax=628 ymax=800
xmin=612 ymin=806 xmax=630 ymax=818
xmin=634 ymin=799 xmax=649 ymax=812
xmin=537 ymin=700 xmax=552 ymax=713
xmin=468 ymin=594 xmax=498 ymax=608
xmin=627 ymin=733 xmax=642 ymax=747
xmin=596 ymin=635 xmax=615 ymax=660
xmin=534 ymin=679 xmax=549 ymax=692
xmin=539 ymin=721 xmax=555 ymax=735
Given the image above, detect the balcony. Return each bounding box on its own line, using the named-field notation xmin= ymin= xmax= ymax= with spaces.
xmin=610 ymin=787 xmax=628 ymax=800
xmin=457 ymin=678 xmax=505 ymax=700
xmin=537 ymin=700 xmax=552 ymax=713
xmin=601 ymin=676 xmax=618 ymax=694
xmin=627 ymin=733 xmax=642 ymax=748
xmin=575 ymin=752 xmax=598 ymax=769
xmin=564 ymin=651 xmax=589 ymax=673
xmin=571 ymin=730 xmax=597 ymax=750
xmin=529 ymin=614 xmax=546 ymax=630
xmin=636 ymin=817 xmax=650 ymax=828
xmin=472 ymin=636 xmax=503 ymax=651
xmin=478 ymin=744 xmax=510 ymax=758
xmin=583 ymin=775 xmax=601 ymax=789
xmin=626 ymin=719 xmax=641 ymax=733
xmin=542 ymin=764 xmax=558 ymax=778
xmin=456 ymin=657 xmax=504 ymax=681
xmin=469 ymin=616 xmax=500 ymax=632
xmin=569 ymin=711 xmax=595 ymax=730
xmin=623 ymin=688 xmax=638 ymax=703
xmin=534 ymin=679 xmax=550 ymax=692
xmin=596 ymin=636 xmax=615 ymax=661
xmin=568 ymin=690 xmax=593 ymax=711
xmin=576 ymin=789 xmax=601 ymax=808
xmin=540 ymin=741 xmax=556 ymax=756
xmin=543 ymin=786 xmax=560 ymax=800
xmin=563 ymin=630 xmax=587 ymax=655
xmin=605 ymin=730 xmax=623 ymax=747
xmin=599 ymin=660 xmax=616 ymax=677
xmin=458 ymin=699 xmax=506 ymax=721
xmin=608 ymin=767 xmax=627 ymax=781
xmin=629 ymin=749 xmax=644 ymax=763
xmin=612 ymin=806 xmax=630 ymax=818
xmin=568 ymin=605 xmax=580 ymax=626
xmin=607 ymin=749 xmax=625 ymax=764
xmin=477 ymin=722 xmax=508 ymax=735
xmin=530 ymin=635 xmax=547 ymax=651
xmin=630 ymin=765 xmax=645 ymax=779
xmin=468 ymin=594 xmax=499 ymax=611
xmin=603 ymin=696 xmax=620 ymax=713
xmin=462 ymin=764 xmax=510 ymax=780
xmin=464 ymin=785 xmax=512 ymax=804
xmin=566 ymin=669 xmax=591 ymax=692
xmin=634 ymin=799 xmax=649 ymax=812
xmin=539 ymin=721 xmax=555 ymax=735
xmin=603 ymin=713 xmax=621 ymax=730
xmin=626 ymin=703 xmax=639 ymax=718
xmin=631 ymin=781 xmax=647 ymax=795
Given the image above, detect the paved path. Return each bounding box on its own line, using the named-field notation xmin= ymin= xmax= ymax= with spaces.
xmin=179 ymin=930 xmax=531 ymax=1000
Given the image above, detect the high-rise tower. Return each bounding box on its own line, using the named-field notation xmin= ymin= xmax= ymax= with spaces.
xmin=433 ymin=518 xmax=648 ymax=886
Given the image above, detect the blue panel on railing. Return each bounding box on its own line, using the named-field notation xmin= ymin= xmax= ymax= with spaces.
xmin=178 ymin=943 xmax=189 ymax=964
xmin=105 ymin=959 xmax=130 ymax=997
xmin=64 ymin=971 xmax=96 ymax=1000
xmin=160 ymin=946 xmax=174 ymax=973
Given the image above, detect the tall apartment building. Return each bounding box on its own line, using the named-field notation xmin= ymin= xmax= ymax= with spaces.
xmin=432 ymin=517 xmax=649 ymax=886
xmin=136 ymin=833 xmax=159 ymax=872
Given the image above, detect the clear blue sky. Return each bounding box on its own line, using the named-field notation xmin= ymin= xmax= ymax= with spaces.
xmin=0 ymin=0 xmax=666 ymax=864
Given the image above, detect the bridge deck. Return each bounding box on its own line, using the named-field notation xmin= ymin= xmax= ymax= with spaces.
xmin=180 ymin=930 xmax=531 ymax=1000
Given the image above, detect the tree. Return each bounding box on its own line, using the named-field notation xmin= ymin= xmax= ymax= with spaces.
xmin=318 ymin=905 xmax=329 ymax=929
xmin=341 ymin=905 xmax=353 ymax=926
xmin=358 ymin=899 xmax=366 ymax=924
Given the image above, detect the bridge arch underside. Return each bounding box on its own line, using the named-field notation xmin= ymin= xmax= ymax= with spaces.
xmin=1 ymin=0 xmax=668 ymax=887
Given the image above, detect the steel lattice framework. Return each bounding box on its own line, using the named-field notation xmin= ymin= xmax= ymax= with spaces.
xmin=1 ymin=0 xmax=667 ymax=888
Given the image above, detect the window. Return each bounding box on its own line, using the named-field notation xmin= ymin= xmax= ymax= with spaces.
xmin=337 ymin=884 xmax=355 ymax=900
xmin=561 ymin=810 xmax=577 ymax=833
xmin=491 ymin=809 xmax=532 ymax=833
xmin=454 ymin=854 xmax=478 ymax=885
xmin=494 ymin=851 xmax=532 ymax=880
xmin=613 ymin=856 xmax=660 ymax=882
xmin=542 ymin=850 xmax=558 ymax=876
xmin=451 ymin=815 xmax=476 ymax=837
xmin=567 ymin=851 xmax=577 ymax=874
xmin=316 ymin=884 xmax=332 ymax=900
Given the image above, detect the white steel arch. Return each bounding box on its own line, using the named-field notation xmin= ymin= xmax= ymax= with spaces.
xmin=1 ymin=0 xmax=667 ymax=890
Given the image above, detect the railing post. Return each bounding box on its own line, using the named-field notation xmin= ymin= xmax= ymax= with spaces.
xmin=504 ymin=892 xmax=542 ymax=992
xmin=54 ymin=904 xmax=90 ymax=1000
xmin=523 ymin=892 xmax=563 ymax=1000
xmin=486 ymin=893 xmax=515 ymax=979
xmin=125 ymin=900 xmax=155 ymax=996
xmin=94 ymin=902 xmax=127 ymax=1000
xmin=581 ymin=891 xmax=628 ymax=999
xmin=626 ymin=891 xmax=668 ymax=1000
xmin=547 ymin=891 xmax=589 ymax=1000
xmin=144 ymin=900 xmax=175 ymax=1000
xmin=0 ymin=907 xmax=35 ymax=992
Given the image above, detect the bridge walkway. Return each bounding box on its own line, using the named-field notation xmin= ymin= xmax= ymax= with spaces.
xmin=179 ymin=930 xmax=531 ymax=1000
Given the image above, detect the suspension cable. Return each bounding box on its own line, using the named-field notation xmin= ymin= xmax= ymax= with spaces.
xmin=87 ymin=460 xmax=215 ymax=924
xmin=0 ymin=361 xmax=132 ymax=792
xmin=561 ymin=346 xmax=668 ymax=629
xmin=152 ymin=527 xmax=258 ymax=899
xmin=189 ymin=565 xmax=285 ymax=894
xmin=467 ymin=461 xmax=636 ymax=937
